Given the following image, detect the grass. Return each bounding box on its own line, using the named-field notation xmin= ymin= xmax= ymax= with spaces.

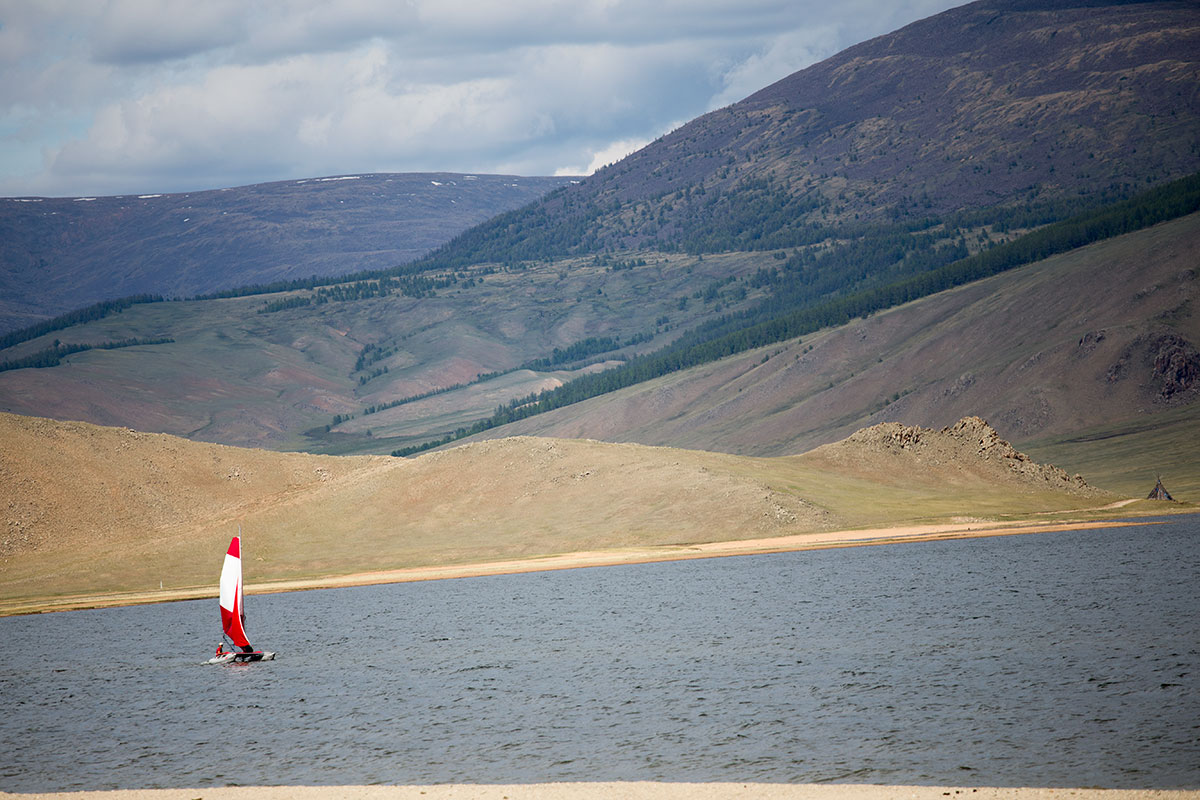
xmin=9 ymin=413 xmax=1183 ymax=616
xmin=0 ymin=251 xmax=775 ymax=453
xmin=1019 ymin=403 xmax=1200 ymax=499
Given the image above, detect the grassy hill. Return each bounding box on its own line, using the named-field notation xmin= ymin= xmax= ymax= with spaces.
xmin=463 ymin=212 xmax=1200 ymax=498
xmin=0 ymin=173 xmax=574 ymax=334
xmin=3 ymin=411 xmax=1154 ymax=616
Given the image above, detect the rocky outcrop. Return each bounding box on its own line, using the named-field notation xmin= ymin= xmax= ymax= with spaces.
xmin=1107 ymin=332 xmax=1200 ymax=400
xmin=1151 ymin=334 xmax=1200 ymax=399
xmin=842 ymin=416 xmax=1097 ymax=494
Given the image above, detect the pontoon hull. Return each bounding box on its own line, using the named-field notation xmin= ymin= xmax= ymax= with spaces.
xmin=205 ymin=650 xmax=276 ymax=665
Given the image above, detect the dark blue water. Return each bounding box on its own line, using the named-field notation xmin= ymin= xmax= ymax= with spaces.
xmin=2 ymin=517 xmax=1198 ymax=792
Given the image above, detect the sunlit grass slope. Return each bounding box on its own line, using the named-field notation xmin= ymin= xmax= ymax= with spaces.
xmin=3 ymin=411 xmax=1168 ymax=616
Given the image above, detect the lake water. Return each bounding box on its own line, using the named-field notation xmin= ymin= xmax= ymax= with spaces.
xmin=2 ymin=517 xmax=1198 ymax=792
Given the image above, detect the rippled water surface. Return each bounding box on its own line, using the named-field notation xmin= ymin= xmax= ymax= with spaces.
xmin=3 ymin=517 xmax=1198 ymax=791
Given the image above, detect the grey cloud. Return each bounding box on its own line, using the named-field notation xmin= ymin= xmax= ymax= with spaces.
xmin=1 ymin=0 xmax=966 ymax=197
xmin=90 ymin=0 xmax=247 ymax=64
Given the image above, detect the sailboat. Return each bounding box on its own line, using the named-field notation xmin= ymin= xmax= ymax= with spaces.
xmin=205 ymin=534 xmax=276 ymax=664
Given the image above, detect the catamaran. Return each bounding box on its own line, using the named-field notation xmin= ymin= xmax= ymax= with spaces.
xmin=205 ymin=534 xmax=275 ymax=664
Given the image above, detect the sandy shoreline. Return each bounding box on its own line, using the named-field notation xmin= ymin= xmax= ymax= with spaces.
xmin=2 ymin=517 xmax=1154 ymax=616
xmin=4 ymin=783 xmax=1198 ymax=799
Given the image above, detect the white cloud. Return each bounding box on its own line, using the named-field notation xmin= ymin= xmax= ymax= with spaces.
xmin=0 ymin=0 xmax=966 ymax=196
xmin=556 ymin=136 xmax=654 ymax=176
xmin=708 ymin=25 xmax=841 ymax=110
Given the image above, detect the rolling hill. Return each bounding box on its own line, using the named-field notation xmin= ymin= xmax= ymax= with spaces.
xmin=0 ymin=248 xmax=772 ymax=450
xmin=0 ymin=410 xmax=1128 ymax=615
xmin=0 ymin=172 xmax=575 ymax=334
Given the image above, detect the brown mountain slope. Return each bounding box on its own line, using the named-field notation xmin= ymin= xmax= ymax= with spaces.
xmin=0 ymin=411 xmax=1115 ymax=614
xmin=457 ymin=0 xmax=1200 ymax=257
xmin=465 ymin=213 xmax=1200 ymax=494
xmin=727 ymin=0 xmax=1200 ymax=214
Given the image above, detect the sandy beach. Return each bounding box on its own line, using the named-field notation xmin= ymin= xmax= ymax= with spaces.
xmin=5 ymin=783 xmax=1198 ymax=799
xmin=3 ymin=516 xmax=1150 ymax=616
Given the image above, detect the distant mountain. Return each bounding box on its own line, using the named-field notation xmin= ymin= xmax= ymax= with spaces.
xmin=421 ymin=0 xmax=1199 ymax=264
xmin=0 ymin=173 xmax=576 ymax=333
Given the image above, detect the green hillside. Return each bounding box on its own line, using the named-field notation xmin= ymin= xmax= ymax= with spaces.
xmin=0 ymin=249 xmax=775 ymax=451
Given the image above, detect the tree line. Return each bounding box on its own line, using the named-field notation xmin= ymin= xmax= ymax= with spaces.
xmin=258 ymin=274 xmax=456 ymax=313
xmin=391 ymin=169 xmax=1200 ymax=456
xmin=521 ymin=332 xmax=653 ymax=370
xmin=0 ymin=295 xmax=163 ymax=352
xmin=0 ymin=336 xmax=175 ymax=372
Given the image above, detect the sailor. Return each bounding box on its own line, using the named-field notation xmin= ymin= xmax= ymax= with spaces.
xmin=215 ymin=642 xmax=225 ymax=656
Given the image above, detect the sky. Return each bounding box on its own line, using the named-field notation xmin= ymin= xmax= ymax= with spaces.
xmin=0 ymin=0 xmax=963 ymax=198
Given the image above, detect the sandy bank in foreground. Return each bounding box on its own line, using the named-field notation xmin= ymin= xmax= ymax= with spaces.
xmin=6 ymin=783 xmax=1198 ymax=799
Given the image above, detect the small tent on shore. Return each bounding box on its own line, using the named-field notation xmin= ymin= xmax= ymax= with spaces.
xmin=1147 ymin=477 xmax=1175 ymax=501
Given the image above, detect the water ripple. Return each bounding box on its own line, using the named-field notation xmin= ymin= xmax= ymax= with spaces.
xmin=2 ymin=517 xmax=1198 ymax=791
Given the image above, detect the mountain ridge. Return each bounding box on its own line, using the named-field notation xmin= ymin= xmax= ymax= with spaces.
xmin=460 ymin=210 xmax=1199 ymax=495
xmin=415 ymin=0 xmax=1199 ymax=265
xmin=0 ymin=172 xmax=576 ymax=334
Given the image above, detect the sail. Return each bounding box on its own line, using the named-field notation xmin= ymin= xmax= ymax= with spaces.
xmin=218 ymin=536 xmax=252 ymax=649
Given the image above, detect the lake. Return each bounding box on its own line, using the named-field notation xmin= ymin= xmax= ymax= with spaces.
xmin=1 ymin=516 xmax=1197 ymax=792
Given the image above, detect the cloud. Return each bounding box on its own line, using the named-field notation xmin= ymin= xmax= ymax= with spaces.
xmin=0 ymin=0 xmax=965 ymax=196
xmin=91 ymin=0 xmax=246 ymax=64
xmin=708 ymin=25 xmax=842 ymax=109
xmin=242 ymin=1 xmax=418 ymax=60
xmin=556 ymin=136 xmax=654 ymax=177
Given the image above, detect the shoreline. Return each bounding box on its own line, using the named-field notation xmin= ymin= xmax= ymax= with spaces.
xmin=1 ymin=516 xmax=1157 ymax=617
xmin=4 ymin=783 xmax=1198 ymax=799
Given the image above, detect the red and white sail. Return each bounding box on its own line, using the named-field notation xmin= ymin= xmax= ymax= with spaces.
xmin=219 ymin=536 xmax=252 ymax=649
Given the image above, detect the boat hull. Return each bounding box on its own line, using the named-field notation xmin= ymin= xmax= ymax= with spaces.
xmin=205 ymin=650 xmax=276 ymax=665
